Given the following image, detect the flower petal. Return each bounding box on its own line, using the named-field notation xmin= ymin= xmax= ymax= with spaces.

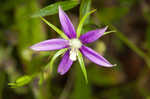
xmin=30 ymin=39 xmax=69 ymax=51
xmin=79 ymin=27 xmax=107 ymax=44
xmin=58 ymin=50 xmax=73 ymax=75
xmin=80 ymin=45 xmax=113 ymax=67
xmin=59 ymin=6 xmax=76 ymax=38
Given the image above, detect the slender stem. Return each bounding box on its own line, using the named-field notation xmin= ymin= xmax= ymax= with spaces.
xmin=110 ymin=25 xmax=150 ymax=67
xmin=97 ymin=12 xmax=150 ymax=67
xmin=59 ymin=71 xmax=74 ymax=99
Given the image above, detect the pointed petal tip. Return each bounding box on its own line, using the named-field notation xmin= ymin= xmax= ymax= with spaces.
xmin=101 ymin=26 xmax=108 ymax=32
xmin=58 ymin=5 xmax=62 ymax=11
xmin=58 ymin=6 xmax=65 ymax=15
xmin=105 ymin=26 xmax=108 ymax=29
xmin=80 ymin=26 xmax=108 ymax=44
xmin=113 ymin=64 xmax=117 ymax=67
xmin=80 ymin=45 xmax=115 ymax=68
xmin=29 ymin=45 xmax=38 ymax=51
xmin=96 ymin=26 xmax=108 ymax=35
xmin=30 ymin=45 xmax=44 ymax=51
xmin=58 ymin=71 xmax=65 ymax=75
xmin=58 ymin=5 xmax=76 ymax=38
xmin=58 ymin=67 xmax=68 ymax=75
xmin=29 ymin=46 xmax=33 ymax=50
xmin=57 ymin=68 xmax=63 ymax=74
xmin=102 ymin=63 xmax=117 ymax=67
xmin=58 ymin=70 xmax=62 ymax=75
xmin=58 ymin=6 xmax=64 ymax=16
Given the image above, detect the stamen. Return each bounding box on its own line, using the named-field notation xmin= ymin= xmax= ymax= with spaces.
xmin=70 ymin=48 xmax=77 ymax=61
xmin=69 ymin=39 xmax=82 ymax=61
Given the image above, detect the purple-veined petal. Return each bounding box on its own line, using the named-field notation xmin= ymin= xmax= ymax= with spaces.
xmin=80 ymin=45 xmax=113 ymax=67
xmin=58 ymin=50 xmax=73 ymax=75
xmin=30 ymin=39 xmax=69 ymax=51
xmin=59 ymin=6 xmax=76 ymax=38
xmin=79 ymin=27 xmax=107 ymax=44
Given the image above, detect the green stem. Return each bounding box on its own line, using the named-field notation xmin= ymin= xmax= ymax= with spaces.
xmin=110 ymin=25 xmax=150 ymax=67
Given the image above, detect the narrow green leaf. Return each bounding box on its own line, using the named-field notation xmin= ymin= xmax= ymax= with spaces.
xmin=38 ymin=72 xmax=44 ymax=85
xmin=45 ymin=48 xmax=67 ymax=74
xmin=8 ymin=75 xmax=34 ymax=88
xmin=77 ymin=9 xmax=96 ymax=38
xmin=103 ymin=30 xmax=116 ymax=36
xmin=16 ymin=75 xmax=32 ymax=84
xmin=79 ymin=0 xmax=91 ymax=24
xmin=71 ymin=63 xmax=91 ymax=99
xmin=32 ymin=1 xmax=78 ymax=17
xmin=40 ymin=17 xmax=69 ymax=40
xmin=77 ymin=50 xmax=88 ymax=83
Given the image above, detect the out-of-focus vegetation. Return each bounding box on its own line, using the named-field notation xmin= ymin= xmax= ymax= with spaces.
xmin=0 ymin=0 xmax=150 ymax=99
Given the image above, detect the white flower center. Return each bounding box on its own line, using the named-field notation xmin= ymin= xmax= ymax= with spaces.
xmin=69 ymin=39 xmax=82 ymax=49
xmin=69 ymin=39 xmax=82 ymax=61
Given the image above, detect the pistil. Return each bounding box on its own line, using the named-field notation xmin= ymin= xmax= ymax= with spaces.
xmin=69 ymin=39 xmax=82 ymax=61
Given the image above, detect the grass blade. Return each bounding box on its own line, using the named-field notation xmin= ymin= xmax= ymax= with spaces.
xmin=32 ymin=1 xmax=79 ymax=17
xmin=77 ymin=9 xmax=96 ymax=38
xmin=77 ymin=50 xmax=88 ymax=83
xmin=40 ymin=17 xmax=69 ymax=40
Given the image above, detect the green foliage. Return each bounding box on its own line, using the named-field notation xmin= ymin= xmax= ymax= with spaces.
xmin=38 ymin=73 xmax=44 ymax=86
xmin=38 ymin=49 xmax=67 ymax=85
xmin=77 ymin=50 xmax=88 ymax=83
xmin=32 ymin=1 xmax=79 ymax=17
xmin=88 ymin=66 xmax=120 ymax=86
xmin=15 ymin=0 xmax=46 ymax=62
xmin=98 ymin=7 xmax=129 ymax=23
xmin=97 ymin=1 xmax=150 ymax=67
xmin=143 ymin=8 xmax=150 ymax=53
xmin=1 ymin=0 xmax=150 ymax=98
xmin=146 ymin=26 xmax=150 ymax=52
xmin=119 ymin=0 xmax=136 ymax=6
xmin=8 ymin=75 xmax=35 ymax=88
xmin=0 ymin=72 xmax=5 ymax=99
xmin=77 ymin=9 xmax=96 ymax=37
xmin=49 ymin=49 xmax=67 ymax=73
xmin=103 ymin=30 xmax=116 ymax=35
xmin=70 ymin=63 xmax=91 ymax=99
xmin=79 ymin=0 xmax=91 ymax=24
xmin=111 ymin=25 xmax=150 ymax=67
xmin=16 ymin=0 xmax=46 ymax=47
xmin=40 ymin=17 xmax=69 ymax=40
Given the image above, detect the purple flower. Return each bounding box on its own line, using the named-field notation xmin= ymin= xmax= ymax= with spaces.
xmin=30 ymin=7 xmax=115 ymax=75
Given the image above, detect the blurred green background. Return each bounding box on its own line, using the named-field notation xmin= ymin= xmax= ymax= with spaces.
xmin=0 ymin=0 xmax=150 ymax=99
